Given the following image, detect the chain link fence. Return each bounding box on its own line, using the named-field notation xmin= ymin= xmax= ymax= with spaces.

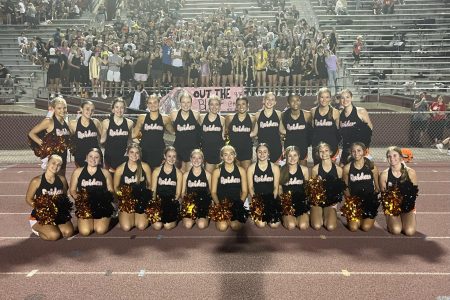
xmin=0 ymin=111 xmax=449 ymax=165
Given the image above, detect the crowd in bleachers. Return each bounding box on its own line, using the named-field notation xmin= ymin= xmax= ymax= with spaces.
xmin=0 ymin=0 xmax=89 ymax=26
xmin=15 ymin=0 xmax=346 ymax=99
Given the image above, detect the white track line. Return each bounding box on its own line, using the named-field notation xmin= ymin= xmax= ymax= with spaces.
xmin=0 ymin=212 xmax=449 ymax=216
xmin=0 ymin=236 xmax=449 ymax=240
xmin=1 ymin=271 xmax=450 ymax=276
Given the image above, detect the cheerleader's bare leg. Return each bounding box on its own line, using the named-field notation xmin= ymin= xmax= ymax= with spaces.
xmin=119 ymin=212 xmax=135 ymax=232
xmin=93 ymin=217 xmax=111 ymax=235
xmin=135 ymin=213 xmax=149 ymax=231
xmin=310 ymin=205 xmax=323 ymax=230
xmin=323 ymin=206 xmax=337 ymax=231
xmin=282 ymin=215 xmax=297 ymax=230
xmin=297 ymin=213 xmax=309 ymax=230
xmin=401 ymin=211 xmax=416 ymax=236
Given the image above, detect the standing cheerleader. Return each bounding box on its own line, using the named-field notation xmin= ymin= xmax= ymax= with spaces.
xmin=279 ymin=146 xmax=310 ymax=230
xmin=69 ymin=100 xmax=102 ymax=167
xmin=170 ymin=91 xmax=201 ymax=173
xmin=251 ymin=92 xmax=286 ymax=163
xmin=69 ymin=148 xmax=114 ymax=236
xmin=247 ymin=143 xmax=281 ymax=228
xmin=28 ymin=97 xmax=71 ymax=175
xmin=100 ymin=98 xmax=134 ymax=173
xmin=114 ymin=143 xmax=152 ymax=231
xmin=150 ymin=146 xmax=183 ymax=230
xmin=339 ymin=89 xmax=373 ymax=165
xmin=310 ymin=87 xmax=340 ymax=164
xmin=310 ymin=142 xmax=345 ymax=231
xmin=225 ymin=96 xmax=255 ymax=171
xmin=282 ymin=94 xmax=312 ymax=166
xmin=200 ymin=95 xmax=225 ymax=173
xmin=342 ymin=142 xmax=380 ymax=232
xmin=181 ymin=149 xmax=212 ymax=229
xmin=379 ymin=146 xmax=418 ymax=236
xmin=133 ymin=94 xmax=174 ymax=170
xmin=211 ymin=145 xmax=248 ymax=232
xmin=26 ymin=154 xmax=73 ymax=240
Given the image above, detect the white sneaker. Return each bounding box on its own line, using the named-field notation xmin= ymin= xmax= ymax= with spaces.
xmin=50 ymin=93 xmax=55 ymax=98
xmin=102 ymin=94 xmax=107 ymax=99
xmin=447 ymin=150 xmax=450 ymax=156
xmin=262 ymin=91 xmax=266 ymax=96
xmin=436 ymin=143 xmax=444 ymax=153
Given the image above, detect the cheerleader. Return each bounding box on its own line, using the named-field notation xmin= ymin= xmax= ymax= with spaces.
xmin=282 ymin=94 xmax=312 ymax=166
xmin=342 ymin=142 xmax=380 ymax=232
xmin=69 ymin=148 xmax=114 ymax=236
xmin=69 ymin=100 xmax=102 ymax=167
xmin=133 ymin=94 xmax=174 ymax=170
xmin=100 ymin=98 xmax=134 ymax=173
xmin=310 ymin=142 xmax=344 ymax=231
xmin=251 ymin=92 xmax=286 ymax=163
xmin=200 ymin=95 xmax=225 ymax=173
xmin=181 ymin=149 xmax=212 ymax=229
xmin=279 ymin=146 xmax=310 ymax=230
xmin=170 ymin=91 xmax=201 ymax=173
xmin=310 ymin=87 xmax=340 ymax=164
xmin=211 ymin=145 xmax=248 ymax=232
xmin=28 ymin=97 xmax=71 ymax=175
xmin=339 ymin=89 xmax=373 ymax=165
xmin=150 ymin=146 xmax=183 ymax=230
xmin=113 ymin=143 xmax=152 ymax=231
xmin=225 ymin=96 xmax=255 ymax=171
xmin=247 ymin=143 xmax=281 ymax=228
xmin=26 ymin=154 xmax=73 ymax=240
xmin=379 ymin=146 xmax=418 ymax=236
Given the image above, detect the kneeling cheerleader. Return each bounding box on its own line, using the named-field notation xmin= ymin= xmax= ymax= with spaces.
xmin=180 ymin=149 xmax=212 ymax=229
xmin=69 ymin=148 xmax=114 ymax=236
xmin=114 ymin=143 xmax=152 ymax=231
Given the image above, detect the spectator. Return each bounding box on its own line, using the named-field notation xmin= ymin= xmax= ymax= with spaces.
xmin=428 ymin=95 xmax=447 ymax=145
xmin=325 ymin=48 xmax=339 ymax=96
xmin=47 ymin=48 xmax=63 ymax=98
xmin=17 ymin=32 xmax=28 ymax=56
xmin=352 ymin=35 xmax=363 ymax=66
xmin=335 ymin=0 xmax=348 ymax=15
xmin=382 ymin=0 xmax=394 ymax=14
xmin=409 ymin=92 xmax=429 ymax=147
xmin=89 ymin=51 xmax=101 ymax=98
xmin=107 ymin=46 xmax=123 ymax=97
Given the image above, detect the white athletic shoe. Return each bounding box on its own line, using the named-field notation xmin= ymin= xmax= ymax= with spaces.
xmin=50 ymin=93 xmax=55 ymax=98
xmin=447 ymin=150 xmax=450 ymax=156
xmin=102 ymin=94 xmax=107 ymax=99
xmin=436 ymin=143 xmax=444 ymax=153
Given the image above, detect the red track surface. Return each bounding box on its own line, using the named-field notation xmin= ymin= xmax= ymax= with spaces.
xmin=0 ymin=162 xmax=449 ymax=299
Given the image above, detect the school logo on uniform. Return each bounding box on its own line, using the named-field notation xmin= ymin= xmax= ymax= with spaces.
xmin=109 ymin=128 xmax=129 ymax=136
xmin=286 ymin=177 xmax=303 ymax=185
xmin=220 ymin=176 xmax=240 ymax=184
xmin=77 ymin=130 xmax=98 ymax=139
xmin=144 ymin=123 xmax=163 ymax=131
xmin=188 ymin=179 xmax=207 ymax=188
xmin=42 ymin=188 xmax=63 ymax=196
xmin=350 ymin=173 xmax=372 ymax=182
xmin=124 ymin=176 xmax=143 ymax=184
xmin=232 ymin=125 xmax=251 ymax=132
xmin=287 ymin=123 xmax=305 ymax=130
xmin=177 ymin=124 xmax=196 ymax=131
xmin=314 ymin=119 xmax=333 ymax=127
xmin=259 ymin=120 xmax=279 ymax=128
xmin=158 ymin=177 xmax=176 ymax=186
xmin=203 ymin=124 xmax=221 ymax=132
xmin=254 ymin=174 xmax=273 ymax=183
xmin=340 ymin=120 xmax=357 ymax=128
xmin=56 ymin=128 xmax=70 ymax=136
xmin=81 ymin=178 xmax=103 ymax=187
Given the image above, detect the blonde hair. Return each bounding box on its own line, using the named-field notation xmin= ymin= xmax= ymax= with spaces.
xmin=50 ymin=97 xmax=67 ymax=108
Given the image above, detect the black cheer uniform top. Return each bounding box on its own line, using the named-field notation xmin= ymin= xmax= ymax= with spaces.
xmin=387 ymin=168 xmax=403 ymax=188
xmin=173 ymin=110 xmax=200 ymax=162
xmin=312 ymin=106 xmax=339 ymax=155
xmin=35 ymin=174 xmax=64 ymax=197
xmin=51 ymin=115 xmax=71 ymax=169
xmin=282 ymin=166 xmax=305 ymax=194
xmin=217 ymin=165 xmax=241 ymax=201
xmin=201 ymin=114 xmax=224 ymax=164
xmin=186 ymin=168 xmax=209 ymax=194
xmin=340 ymin=106 xmax=371 ymax=151
xmin=253 ymin=162 xmax=274 ymax=195
xmin=257 ymin=110 xmax=282 ymax=161
xmin=74 ymin=118 xmax=100 ymax=167
xmin=228 ymin=113 xmax=253 ymax=161
xmin=120 ymin=163 xmax=147 ymax=188
xmin=140 ymin=112 xmax=165 ymax=168
xmin=156 ymin=166 xmax=177 ymax=197
xmin=104 ymin=116 xmax=129 ymax=169
xmin=282 ymin=109 xmax=309 ymax=159
xmin=77 ymin=166 xmax=106 ymax=192
xmin=318 ymin=163 xmax=338 ymax=181
xmin=348 ymin=161 xmax=374 ymax=194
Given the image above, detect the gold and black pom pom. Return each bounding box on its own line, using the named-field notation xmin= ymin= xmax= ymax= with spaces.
xmin=180 ymin=193 xmax=198 ymax=220
xmin=209 ymin=200 xmax=233 ymax=222
xmin=280 ymin=191 xmax=295 ymax=216
xmin=381 ymin=187 xmax=403 ymax=216
xmin=145 ymin=196 xmax=162 ymax=224
xmin=341 ymin=195 xmax=363 ymax=222
xmin=117 ymin=184 xmax=138 ymax=214
xmin=75 ymin=189 xmax=93 ymax=219
xmin=33 ymin=194 xmax=59 ymax=225
xmin=305 ymin=177 xmax=326 ymax=207
xmin=28 ymin=134 xmax=71 ymax=159
xmin=250 ymin=195 xmax=265 ymax=222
